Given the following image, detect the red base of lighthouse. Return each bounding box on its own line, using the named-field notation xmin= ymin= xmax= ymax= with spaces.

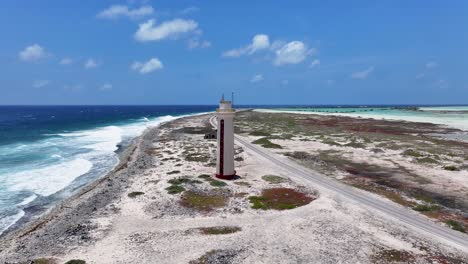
xmin=215 ymin=171 xmax=236 ymax=180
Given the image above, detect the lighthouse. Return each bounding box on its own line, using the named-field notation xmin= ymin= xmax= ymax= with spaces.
xmin=216 ymin=95 xmax=236 ymax=179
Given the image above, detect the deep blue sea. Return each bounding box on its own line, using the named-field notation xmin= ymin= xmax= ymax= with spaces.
xmin=0 ymin=105 xmax=216 ymax=234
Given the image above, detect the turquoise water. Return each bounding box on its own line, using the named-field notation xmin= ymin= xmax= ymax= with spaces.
xmin=263 ymin=106 xmax=468 ymax=131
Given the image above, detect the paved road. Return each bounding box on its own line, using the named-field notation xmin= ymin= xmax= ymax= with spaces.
xmin=209 ymin=115 xmax=468 ymax=252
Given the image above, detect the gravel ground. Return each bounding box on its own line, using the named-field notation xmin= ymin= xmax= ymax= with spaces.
xmin=0 ymin=113 xmax=466 ymax=264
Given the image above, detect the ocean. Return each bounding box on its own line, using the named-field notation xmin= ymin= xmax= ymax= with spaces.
xmin=0 ymin=105 xmax=216 ymax=234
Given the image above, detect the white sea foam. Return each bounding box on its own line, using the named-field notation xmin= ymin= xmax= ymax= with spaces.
xmin=17 ymin=194 xmax=38 ymax=206
xmin=58 ymin=126 xmax=123 ymax=152
xmin=0 ymin=210 xmax=25 ymax=234
xmin=6 ymin=158 xmax=93 ymax=196
xmin=0 ymin=111 xmax=213 ymax=233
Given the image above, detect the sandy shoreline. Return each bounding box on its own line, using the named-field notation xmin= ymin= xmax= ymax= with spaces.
xmin=0 ymin=112 xmax=467 ymax=263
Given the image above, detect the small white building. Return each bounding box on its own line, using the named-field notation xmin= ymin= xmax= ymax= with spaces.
xmin=216 ymin=97 xmax=236 ymax=179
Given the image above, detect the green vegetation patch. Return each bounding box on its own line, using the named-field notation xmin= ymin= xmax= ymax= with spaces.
xmin=261 ymin=175 xmax=287 ymax=184
xmin=166 ymin=185 xmax=185 ymax=194
xmin=180 ymin=191 xmax=228 ymax=212
xmin=413 ymin=193 xmax=435 ymax=204
xmin=402 ymin=149 xmax=423 ymax=157
xmin=64 ymin=260 xmax=86 ymax=264
xmin=249 ymin=130 xmax=271 ymax=136
xmin=234 ymin=156 xmax=244 ymax=161
xmin=207 ymin=179 xmax=227 ymax=187
xmin=33 ymin=258 xmax=57 ymax=264
xmin=168 ymin=177 xmax=201 ymax=185
xmin=128 ymin=191 xmax=145 ymax=198
xmin=177 ymin=126 xmax=214 ymax=135
xmin=199 ymin=226 xmax=241 ymax=235
xmin=185 ymin=153 xmax=210 ymax=162
xmin=412 ymin=204 xmax=440 ymax=212
xmin=252 ymin=137 xmax=282 ymax=149
xmin=443 ymin=165 xmax=459 ymax=171
xmin=446 ymin=220 xmax=466 ymax=233
xmin=417 ymin=157 xmax=439 ymax=164
xmin=198 ymin=175 xmax=227 ymax=187
xmin=371 ymin=249 xmax=415 ymax=263
xmin=167 ymin=170 xmax=181 ymax=175
xmin=248 ymin=188 xmax=314 ymax=210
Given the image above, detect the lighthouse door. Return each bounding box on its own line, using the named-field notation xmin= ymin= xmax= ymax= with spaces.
xmin=219 ymin=119 xmax=224 ymax=176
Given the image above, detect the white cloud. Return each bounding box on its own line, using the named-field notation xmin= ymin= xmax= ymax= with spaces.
xmin=426 ymin=61 xmax=438 ymax=69
xmin=32 ymin=80 xmax=50 ymax=88
xmin=84 ymin=59 xmax=98 ymax=69
xmin=222 ymin=34 xmax=270 ymax=57
xmin=180 ymin=6 xmax=199 ymax=15
xmin=59 ymin=58 xmax=73 ymax=65
xmin=99 ymin=83 xmax=113 ymax=91
xmin=135 ymin=19 xmax=198 ymax=42
xmin=310 ymin=59 xmax=320 ymax=68
xmin=273 ymin=41 xmax=309 ymax=66
xmin=131 ymin=58 xmax=163 ymax=74
xmin=249 ymin=34 xmax=270 ymax=54
xmin=97 ymin=5 xmax=154 ymax=19
xmin=188 ymin=38 xmax=211 ymax=49
xmin=351 ymin=66 xmax=374 ymax=79
xmin=250 ymin=74 xmax=264 ymax=83
xmin=19 ymin=44 xmax=47 ymax=62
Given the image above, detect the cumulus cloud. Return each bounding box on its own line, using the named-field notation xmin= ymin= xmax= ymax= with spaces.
xmin=32 ymin=80 xmax=50 ymax=88
xmin=310 ymin=59 xmax=320 ymax=68
xmin=131 ymin=58 xmax=163 ymax=74
xmin=59 ymin=58 xmax=73 ymax=65
xmin=273 ymin=41 xmax=310 ymax=66
xmin=188 ymin=38 xmax=211 ymax=49
xmin=19 ymin=44 xmax=48 ymax=62
xmin=351 ymin=66 xmax=374 ymax=79
xmin=222 ymin=34 xmax=270 ymax=57
xmin=84 ymin=59 xmax=98 ymax=69
xmin=135 ymin=19 xmax=198 ymax=42
xmin=250 ymin=74 xmax=264 ymax=83
xmin=99 ymin=83 xmax=113 ymax=91
xmin=97 ymin=5 xmax=154 ymax=19
xmin=426 ymin=61 xmax=438 ymax=69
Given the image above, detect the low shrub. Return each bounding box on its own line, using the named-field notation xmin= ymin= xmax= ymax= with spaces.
xmin=248 ymin=188 xmax=314 ymax=210
xmin=128 ymin=191 xmax=144 ymax=198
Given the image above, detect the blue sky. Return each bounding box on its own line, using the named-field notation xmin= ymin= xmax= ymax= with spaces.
xmin=0 ymin=1 xmax=467 ymax=105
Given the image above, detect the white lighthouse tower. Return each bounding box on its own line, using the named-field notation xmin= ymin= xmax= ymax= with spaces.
xmin=216 ymin=95 xmax=236 ymax=179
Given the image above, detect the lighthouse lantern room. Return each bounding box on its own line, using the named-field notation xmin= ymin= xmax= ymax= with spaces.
xmin=216 ymin=96 xmax=236 ymax=179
